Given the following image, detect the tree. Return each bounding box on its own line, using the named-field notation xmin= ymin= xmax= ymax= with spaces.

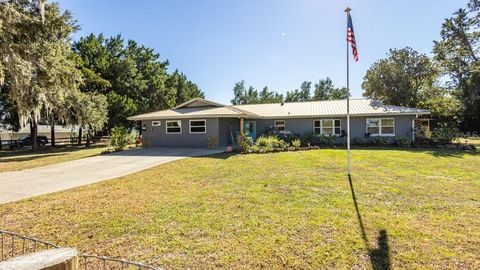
xmin=0 ymin=81 xmax=20 ymax=149
xmin=417 ymin=87 xmax=461 ymax=126
xmin=230 ymin=80 xmax=261 ymax=104
xmin=284 ymin=89 xmax=301 ymax=102
xmin=73 ymin=34 xmax=204 ymax=128
xmin=329 ymin=87 xmax=349 ymax=100
xmin=231 ymin=80 xmax=247 ymax=105
xmin=0 ymin=1 xmax=81 ymax=149
xmin=245 ymin=86 xmax=259 ymax=104
xmin=362 ymin=47 xmax=439 ymax=108
xmin=433 ymin=0 xmax=480 ymax=132
xmin=259 ymin=86 xmax=273 ymax=103
xmin=0 ymin=79 xmax=20 ymax=133
xmin=232 ymin=78 xmax=347 ymax=104
xmin=312 ymin=77 xmax=349 ymax=100
xmin=259 ymin=86 xmax=283 ymax=103
xmin=167 ymin=69 xmax=204 ymax=107
xmin=299 ymin=81 xmax=311 ymax=101
xmin=313 ymin=78 xmax=334 ymax=100
xmin=75 ymin=92 xmax=108 ymax=147
xmin=106 ymin=92 xmax=137 ymax=130
xmin=285 ymin=81 xmax=312 ymax=102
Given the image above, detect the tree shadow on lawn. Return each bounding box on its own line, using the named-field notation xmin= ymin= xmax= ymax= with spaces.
xmin=349 ymin=174 xmax=391 ymax=270
xmin=0 ymin=145 xmax=105 ymax=162
xmin=351 ymin=146 xmax=478 ymax=159
xmin=106 ymin=147 xmax=237 ymax=160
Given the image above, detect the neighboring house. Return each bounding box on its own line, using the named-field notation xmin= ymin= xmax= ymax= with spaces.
xmin=0 ymin=125 xmax=79 ymax=145
xmin=128 ymin=98 xmax=429 ymax=148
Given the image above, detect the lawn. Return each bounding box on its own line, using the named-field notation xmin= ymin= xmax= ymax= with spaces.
xmin=456 ymin=137 xmax=480 ymax=147
xmin=0 ymin=145 xmax=107 ymax=172
xmin=0 ymin=149 xmax=479 ymax=269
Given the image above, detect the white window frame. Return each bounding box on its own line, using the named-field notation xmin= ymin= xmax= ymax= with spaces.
xmin=166 ymin=120 xmax=182 ymax=134
xmin=151 ymin=121 xmax=161 ymax=127
xmin=366 ymin=118 xmax=395 ymax=136
xmin=313 ymin=119 xmax=341 ymax=136
xmin=189 ymin=119 xmax=207 ymax=134
xmin=274 ymin=120 xmax=285 ymax=131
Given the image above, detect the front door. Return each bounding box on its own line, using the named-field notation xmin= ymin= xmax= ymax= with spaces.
xmin=244 ymin=121 xmax=257 ymax=140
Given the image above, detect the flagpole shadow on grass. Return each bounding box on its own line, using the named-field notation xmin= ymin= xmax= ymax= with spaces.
xmin=348 ymin=175 xmax=391 ymax=270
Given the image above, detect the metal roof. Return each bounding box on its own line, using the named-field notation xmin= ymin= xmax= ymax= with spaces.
xmin=233 ymin=98 xmax=429 ymax=118
xmin=128 ymin=98 xmax=429 ymax=120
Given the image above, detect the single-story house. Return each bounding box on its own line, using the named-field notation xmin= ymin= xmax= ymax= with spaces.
xmin=128 ymin=98 xmax=430 ymax=148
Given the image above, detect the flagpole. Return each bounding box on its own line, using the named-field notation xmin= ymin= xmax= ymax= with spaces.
xmin=345 ymin=7 xmax=351 ymax=176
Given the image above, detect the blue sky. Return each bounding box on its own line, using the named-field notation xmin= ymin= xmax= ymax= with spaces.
xmin=59 ymin=0 xmax=465 ymax=104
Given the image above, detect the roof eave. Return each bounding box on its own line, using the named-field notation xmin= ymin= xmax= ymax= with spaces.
xmin=129 ymin=111 xmax=430 ymax=121
xmin=244 ymin=111 xmax=430 ymax=119
xmin=128 ymin=114 xmax=248 ymax=121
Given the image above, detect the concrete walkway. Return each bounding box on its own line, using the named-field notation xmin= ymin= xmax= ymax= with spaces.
xmin=0 ymin=147 xmax=224 ymax=204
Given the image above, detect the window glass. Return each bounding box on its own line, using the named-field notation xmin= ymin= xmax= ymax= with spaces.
xmin=190 ymin=120 xmax=206 ymax=133
xmin=367 ymin=119 xmax=380 ymax=134
xmin=320 ymin=119 xmax=341 ymax=136
xmin=381 ymin=126 xmax=394 ymax=134
xmin=166 ymin=120 xmax=182 ymax=134
xmin=274 ymin=120 xmax=285 ymax=131
xmin=334 ymin=120 xmax=341 ymax=134
xmin=314 ymin=120 xmax=321 ymax=134
xmin=367 ymin=118 xmax=395 ymax=135
xmin=381 ymin=118 xmax=394 ymax=127
xmin=152 ymin=121 xmax=161 ymax=127
xmin=322 ymin=120 xmax=333 ymax=128
xmin=322 ymin=128 xmax=334 ymax=135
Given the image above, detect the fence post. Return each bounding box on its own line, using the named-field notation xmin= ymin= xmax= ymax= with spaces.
xmin=0 ymin=248 xmax=78 ymax=270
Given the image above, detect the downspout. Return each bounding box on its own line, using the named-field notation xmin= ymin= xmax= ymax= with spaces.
xmin=412 ymin=114 xmax=418 ymax=143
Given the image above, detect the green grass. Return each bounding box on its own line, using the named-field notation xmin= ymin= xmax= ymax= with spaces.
xmin=456 ymin=137 xmax=480 ymax=147
xmin=0 ymin=149 xmax=479 ymax=269
xmin=0 ymin=145 xmax=107 ymax=172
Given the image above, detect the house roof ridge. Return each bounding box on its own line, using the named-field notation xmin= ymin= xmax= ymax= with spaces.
xmin=232 ymin=98 xmax=371 ymax=107
xmin=173 ymin=98 xmax=225 ymax=109
xmin=225 ymin=105 xmax=260 ymax=116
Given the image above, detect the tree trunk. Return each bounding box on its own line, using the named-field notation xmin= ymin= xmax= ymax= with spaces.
xmin=77 ymin=127 xmax=82 ymax=146
xmin=31 ymin=115 xmax=38 ymax=150
xmin=86 ymin=129 xmax=91 ymax=147
xmin=50 ymin=115 xmax=55 ymax=148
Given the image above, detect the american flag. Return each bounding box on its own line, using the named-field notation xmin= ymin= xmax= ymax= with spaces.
xmin=347 ymin=13 xmax=358 ymax=61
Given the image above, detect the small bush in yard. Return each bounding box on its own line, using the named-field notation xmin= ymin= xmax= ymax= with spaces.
xmin=301 ymin=131 xmax=337 ymax=147
xmin=431 ymin=127 xmax=460 ymax=145
xmin=276 ymin=130 xmax=298 ymax=144
xmin=372 ymin=136 xmax=389 ymax=146
xmin=108 ymin=126 xmax=135 ymax=151
xmin=238 ymin=134 xmax=251 ymax=152
xmin=255 ymin=136 xmax=286 ymax=149
xmin=352 ymin=138 xmax=364 ymax=145
xmin=291 ymin=139 xmax=301 ymax=148
xmin=395 ymin=135 xmax=412 ymax=147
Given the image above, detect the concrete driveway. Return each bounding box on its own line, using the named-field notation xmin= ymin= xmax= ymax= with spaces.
xmin=0 ymin=147 xmax=224 ymax=204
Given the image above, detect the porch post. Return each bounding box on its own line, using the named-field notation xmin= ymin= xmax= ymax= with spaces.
xmin=240 ymin=117 xmax=244 ymax=134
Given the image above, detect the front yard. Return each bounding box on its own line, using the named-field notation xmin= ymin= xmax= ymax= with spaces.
xmin=0 ymin=145 xmax=106 ymax=172
xmin=0 ymin=149 xmax=478 ymax=269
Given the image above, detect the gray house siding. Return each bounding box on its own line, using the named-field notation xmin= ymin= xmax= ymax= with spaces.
xmin=142 ymin=118 xmax=220 ymax=148
xmin=252 ymin=115 xmax=415 ymax=143
xmin=141 ymin=114 xmax=416 ymax=147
